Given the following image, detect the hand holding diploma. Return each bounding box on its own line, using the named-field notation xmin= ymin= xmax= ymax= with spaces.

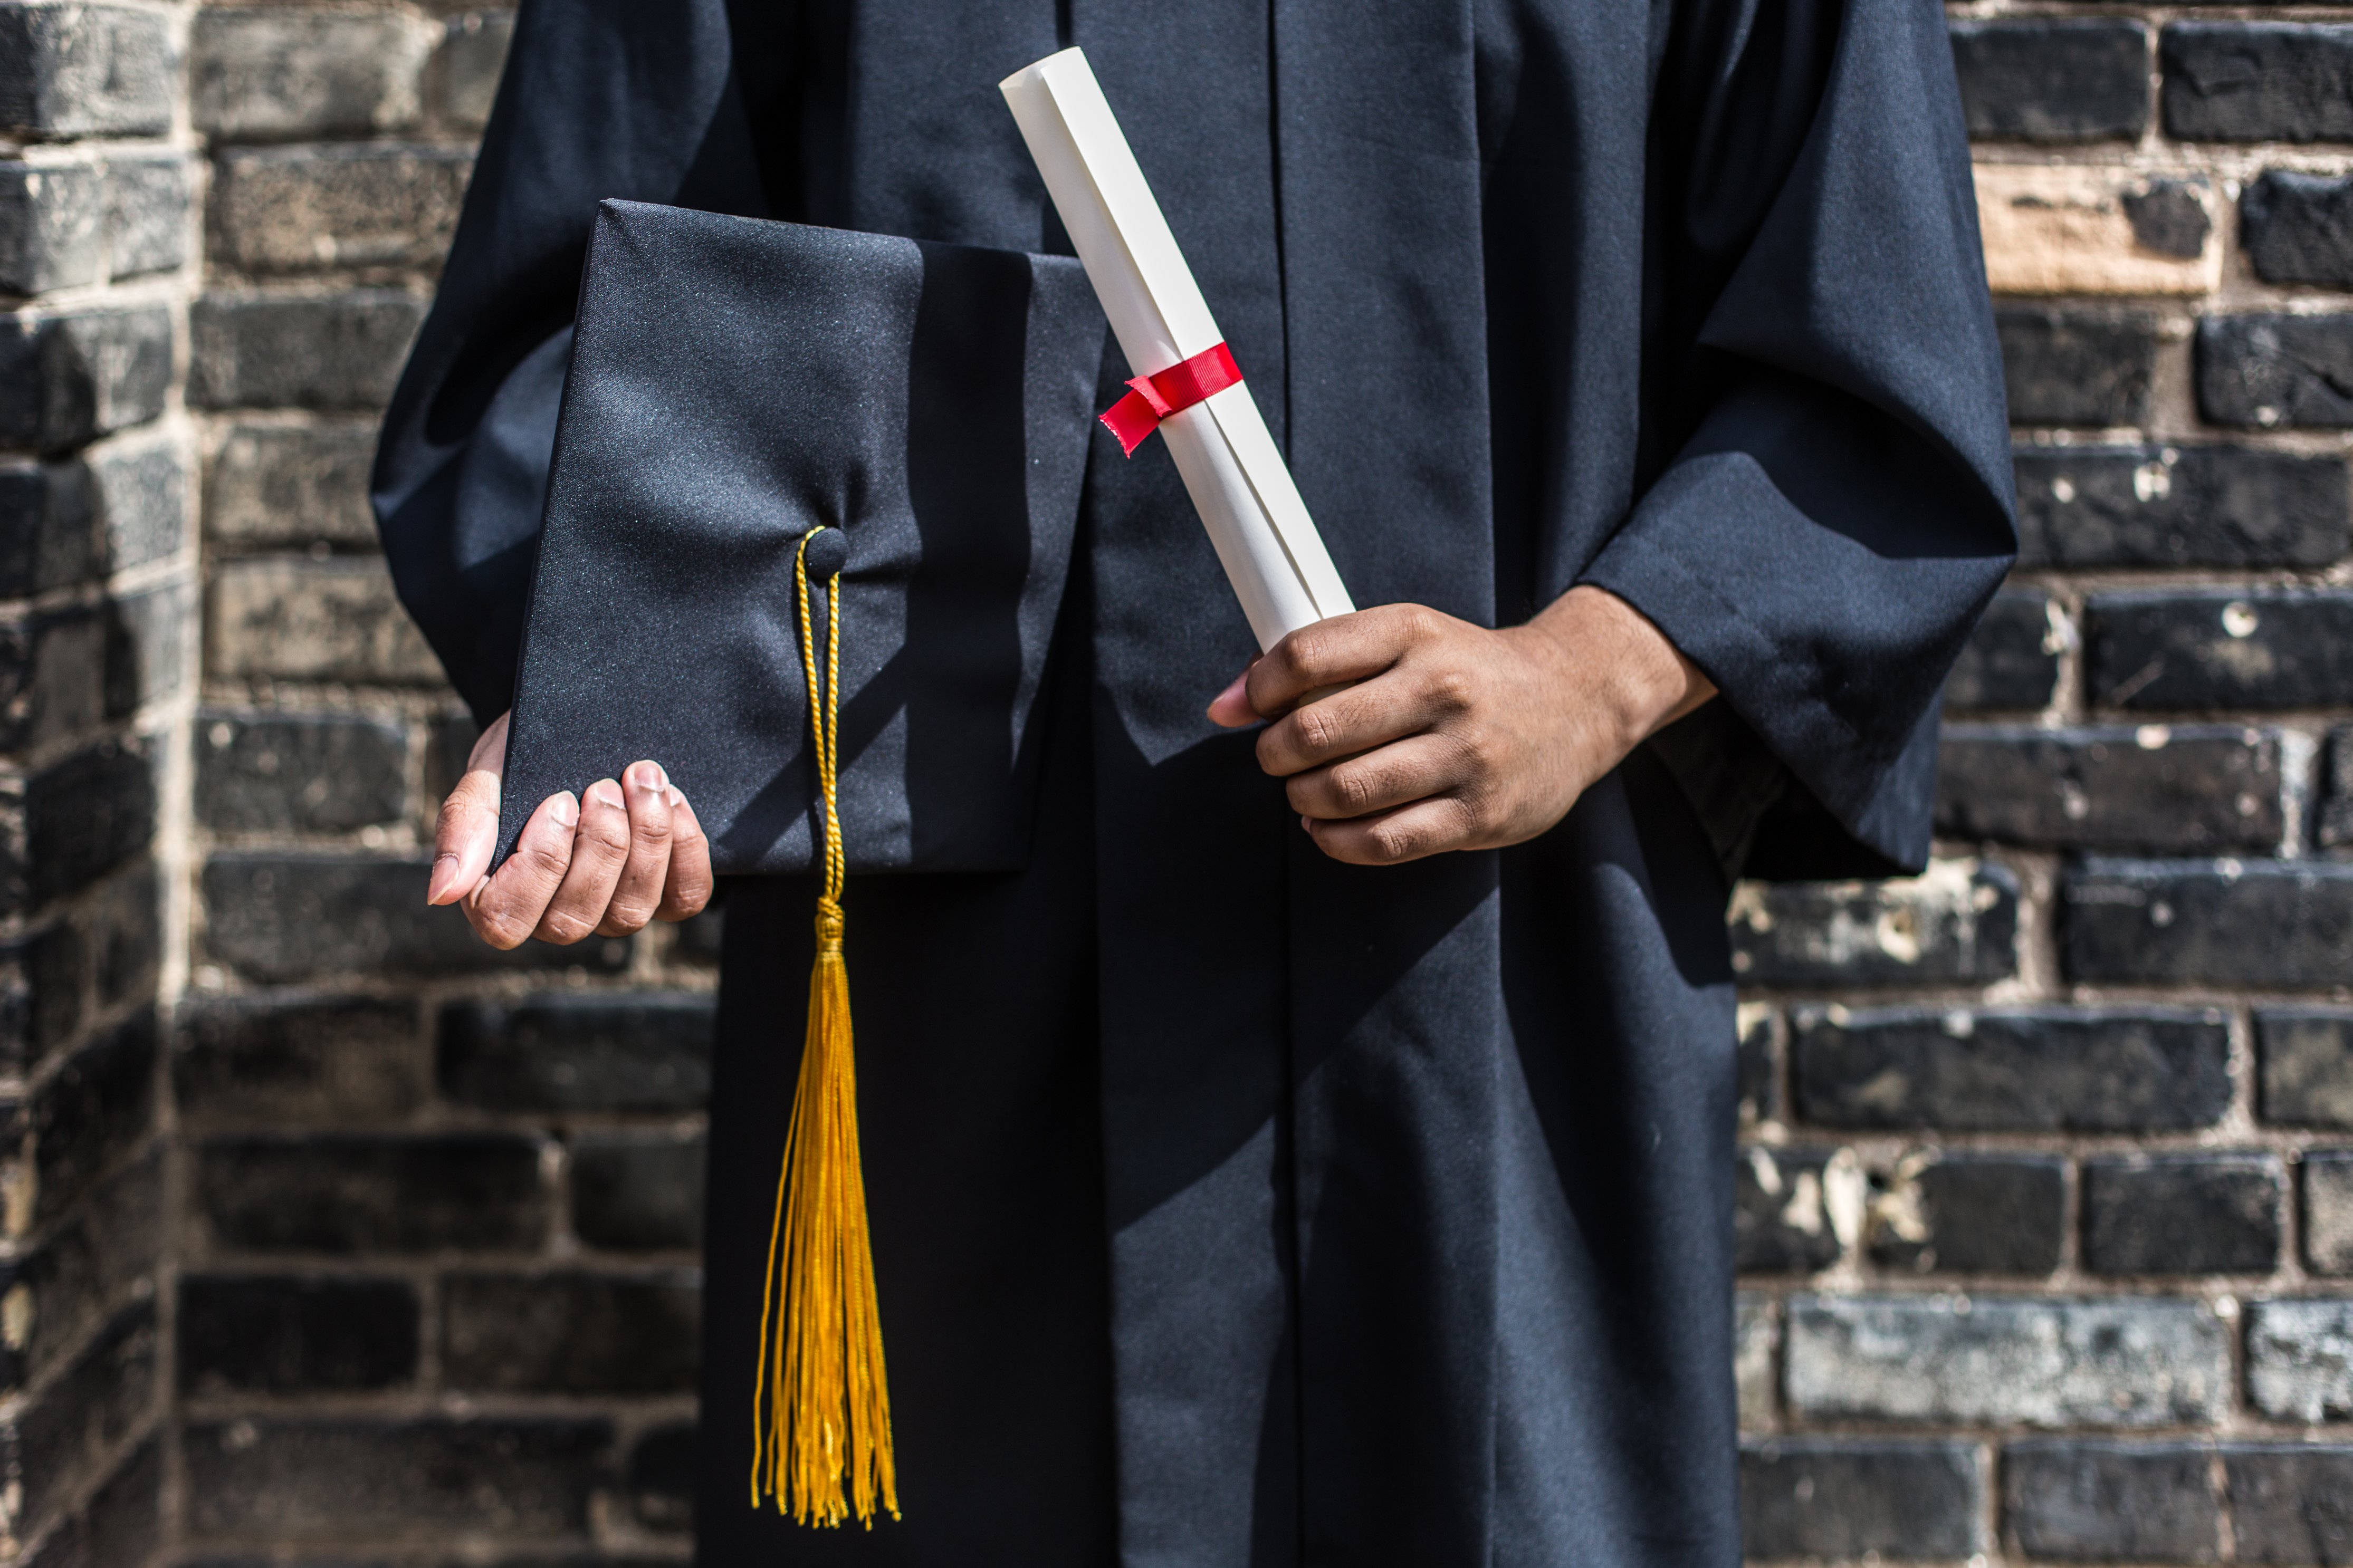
xmin=1210 ymin=588 xmax=1718 ymax=867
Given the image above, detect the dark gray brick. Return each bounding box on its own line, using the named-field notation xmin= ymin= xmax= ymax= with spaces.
xmin=87 ymin=430 xmax=187 ymax=575
xmin=438 ymin=992 xmax=714 ymax=1113
xmin=173 ymin=993 xmax=422 ymax=1125
xmin=2065 ymin=859 xmax=2353 ymax=989
xmin=1736 ymin=1146 xmax=1843 ymax=1275
xmin=441 ymin=1271 xmax=700 ymax=1395
xmin=2088 ymin=589 xmax=2353 ymax=711
xmin=6 ymin=1300 xmax=156 ymax=1547
xmin=0 ymin=159 xmax=101 ymax=294
xmin=183 ymin=1417 xmax=609 ymax=1542
xmin=0 ymin=920 xmax=82 ymax=1074
xmin=1951 ymin=21 xmax=2148 ymax=144
xmin=1936 ymin=724 xmax=2282 ymax=853
xmin=0 ymin=4 xmax=177 ymax=140
xmin=6 ymin=735 xmax=158 ymax=911
xmin=2014 ymin=445 xmax=2347 ymax=569
xmin=1794 ymin=1006 xmax=2229 ymax=1131
xmin=2303 ymin=1154 xmax=2353 ymax=1275
xmin=189 ymin=9 xmax=435 ymax=142
xmin=207 ymin=555 xmax=441 ymax=685
xmin=178 ymin=1274 xmax=418 ymax=1395
xmin=100 ymin=577 xmax=192 ymax=723
xmin=2328 ymin=730 xmax=2353 ymax=851
xmin=195 ymin=710 xmax=407 ymax=834
xmin=0 ymin=307 xmax=172 ymax=453
xmin=0 ymin=1148 xmax=157 ymax=1394
xmin=1742 ymin=1439 xmax=1981 ymax=1562
xmin=570 ymin=1129 xmax=704 ymax=1253
xmin=627 ymin=1420 xmax=694 ymax=1534
xmin=2227 ymin=1447 xmax=2353 ymax=1565
xmin=1947 ymin=589 xmax=2061 ymax=714
xmin=201 ymin=853 xmax=631 ymax=983
xmin=4 ymin=1009 xmax=156 ymax=1233
xmin=2250 ymin=1301 xmax=2353 ymax=1423
xmin=2261 ymin=1009 xmax=2353 ymax=1128
xmin=1868 ymin=1154 xmax=2065 ymax=1276
xmin=0 ymin=457 xmax=95 ymax=597
xmin=2163 ymin=24 xmax=2353 ymax=144
xmin=1997 ymin=308 xmax=2158 ymax=429
xmin=210 ymin=144 xmax=470 ymax=275
xmin=102 ymin=154 xmax=188 ymax=281
xmin=187 ymin=291 xmax=425 ymax=412
xmin=84 ymin=858 xmax=155 ymax=1013
xmin=2005 ymin=1442 xmax=2222 ymax=1564
xmin=1785 ymin=1295 xmax=2229 ymax=1427
xmin=195 ymin=1132 xmax=550 ymax=1255
xmin=0 ymin=607 xmax=106 ymax=756
xmin=436 ymin=11 xmax=514 ymax=131
xmin=2201 ymin=316 xmax=2353 ymax=430
xmin=1729 ymin=861 xmax=2019 ymax=988
xmin=64 ymin=1431 xmax=160 ymax=1568
xmin=205 ymin=418 xmax=382 ymax=546
xmin=2247 ymin=171 xmax=2353 ymax=290
xmin=2083 ymin=1155 xmax=2282 ymax=1276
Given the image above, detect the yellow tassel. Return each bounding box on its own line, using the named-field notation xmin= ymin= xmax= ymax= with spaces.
xmin=750 ymin=527 xmax=899 ymax=1528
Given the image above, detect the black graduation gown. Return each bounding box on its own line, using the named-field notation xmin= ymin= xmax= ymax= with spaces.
xmin=371 ymin=2 xmax=2016 ymax=1564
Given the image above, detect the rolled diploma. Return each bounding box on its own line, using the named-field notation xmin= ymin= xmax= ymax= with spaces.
xmin=1001 ymin=47 xmax=1353 ymax=650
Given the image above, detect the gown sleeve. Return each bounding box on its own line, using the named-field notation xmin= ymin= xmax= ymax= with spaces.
xmin=369 ymin=0 xmax=788 ymax=725
xmin=1580 ymin=0 xmax=2017 ymax=878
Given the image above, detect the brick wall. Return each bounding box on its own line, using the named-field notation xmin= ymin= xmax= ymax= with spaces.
xmin=7 ymin=2 xmax=2353 ymax=1564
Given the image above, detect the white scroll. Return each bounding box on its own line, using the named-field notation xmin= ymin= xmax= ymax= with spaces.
xmin=1001 ymin=46 xmax=1353 ymax=650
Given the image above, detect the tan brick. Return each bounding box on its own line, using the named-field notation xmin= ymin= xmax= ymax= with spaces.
xmin=206 ymin=419 xmax=380 ymax=546
xmin=191 ymin=9 xmax=437 ymax=142
xmin=210 ymin=145 xmax=471 ymax=275
xmin=1976 ymin=166 xmax=2220 ymax=297
xmin=207 ymin=556 xmax=439 ymax=685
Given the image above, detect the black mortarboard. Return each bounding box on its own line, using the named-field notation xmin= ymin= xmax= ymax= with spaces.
xmin=493 ymin=198 xmax=1103 ymax=876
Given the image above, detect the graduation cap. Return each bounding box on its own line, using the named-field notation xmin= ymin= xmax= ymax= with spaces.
xmin=498 ymin=200 xmax=1102 ymax=878
xmin=495 ymin=199 xmax=1103 ymax=1527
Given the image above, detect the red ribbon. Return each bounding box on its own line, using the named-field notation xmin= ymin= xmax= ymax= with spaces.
xmin=1099 ymin=341 xmax=1242 ymax=456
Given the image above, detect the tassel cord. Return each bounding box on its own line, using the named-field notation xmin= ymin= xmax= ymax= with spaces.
xmin=749 ymin=527 xmax=898 ymax=1527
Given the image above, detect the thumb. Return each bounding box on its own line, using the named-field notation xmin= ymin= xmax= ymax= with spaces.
xmin=429 ymin=711 xmax=510 ymax=905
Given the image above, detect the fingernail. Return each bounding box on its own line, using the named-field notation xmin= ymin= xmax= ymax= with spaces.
xmin=550 ymin=791 xmax=579 ymax=828
xmin=667 ymin=786 xmax=686 ymax=809
xmin=1300 ymin=814 xmax=1313 ymax=833
xmin=426 ymin=853 xmax=461 ymax=904
xmin=632 ymin=762 xmax=667 ymax=793
xmin=588 ymin=779 xmax=625 ymax=810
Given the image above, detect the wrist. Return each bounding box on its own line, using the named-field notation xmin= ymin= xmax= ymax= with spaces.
xmin=1524 ymin=585 xmax=1714 ymax=752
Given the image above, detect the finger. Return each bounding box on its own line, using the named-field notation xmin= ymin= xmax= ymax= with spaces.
xmin=657 ymin=787 xmax=714 ymax=921
xmin=1304 ymin=794 xmax=1480 ymax=867
xmin=1206 ymin=665 xmax=1259 ymax=728
xmin=536 ymin=777 xmax=633 ymax=944
xmin=1286 ymin=732 xmax=1470 ymax=821
xmin=1245 ymin=604 xmax=1441 ymax=717
xmin=597 ymin=761 xmax=676 ymax=935
xmin=464 ymin=791 xmax=578 ymax=948
xmin=429 ymin=766 xmax=503 ymax=905
xmin=1255 ymin=662 xmax=1452 ymax=778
